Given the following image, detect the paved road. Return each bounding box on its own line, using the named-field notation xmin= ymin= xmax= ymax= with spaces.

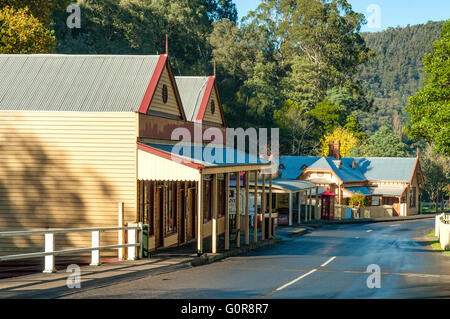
xmin=61 ymin=219 xmax=449 ymax=299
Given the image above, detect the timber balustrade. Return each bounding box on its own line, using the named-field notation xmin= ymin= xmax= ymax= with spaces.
xmin=0 ymin=224 xmax=143 ymax=273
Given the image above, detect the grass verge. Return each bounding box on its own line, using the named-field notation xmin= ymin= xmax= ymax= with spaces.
xmin=425 ymin=229 xmax=450 ymax=256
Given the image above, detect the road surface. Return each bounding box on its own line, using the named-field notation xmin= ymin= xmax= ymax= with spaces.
xmin=58 ymin=219 xmax=450 ymax=299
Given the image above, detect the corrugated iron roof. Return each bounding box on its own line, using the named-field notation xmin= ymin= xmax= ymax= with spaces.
xmin=252 ymin=179 xmax=316 ymax=192
xmin=280 ymin=156 xmax=417 ymax=182
xmin=175 ymin=76 xmax=209 ymax=121
xmin=0 ymin=54 xmax=160 ymax=112
xmin=145 ymin=143 xmax=269 ymax=167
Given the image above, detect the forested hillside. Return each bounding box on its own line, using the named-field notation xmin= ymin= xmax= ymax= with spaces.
xmin=1 ymin=0 xmax=446 ymax=158
xmin=357 ymin=21 xmax=444 ymax=133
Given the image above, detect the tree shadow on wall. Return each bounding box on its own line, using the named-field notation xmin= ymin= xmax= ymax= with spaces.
xmin=0 ymin=125 xmax=115 ymax=255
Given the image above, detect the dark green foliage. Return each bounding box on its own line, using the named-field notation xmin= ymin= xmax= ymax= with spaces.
xmin=350 ymin=126 xmax=408 ymax=157
xmin=357 ymin=21 xmax=444 ymax=133
xmin=406 ymin=21 xmax=450 ymax=156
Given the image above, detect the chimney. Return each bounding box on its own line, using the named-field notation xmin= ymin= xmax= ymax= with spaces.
xmin=328 ymin=141 xmax=341 ymax=159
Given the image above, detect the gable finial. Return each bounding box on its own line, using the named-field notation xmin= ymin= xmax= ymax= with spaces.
xmin=165 ymin=34 xmax=169 ymax=55
xmin=213 ymin=61 xmax=216 ymax=77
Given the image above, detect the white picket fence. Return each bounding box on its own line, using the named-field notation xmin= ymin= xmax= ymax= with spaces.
xmin=435 ymin=213 xmax=450 ymax=250
xmin=0 ymin=224 xmax=143 ymax=273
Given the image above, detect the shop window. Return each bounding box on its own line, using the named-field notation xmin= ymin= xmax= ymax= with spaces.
xmin=383 ymin=197 xmax=397 ymax=206
xmin=371 ymin=196 xmax=381 ymax=206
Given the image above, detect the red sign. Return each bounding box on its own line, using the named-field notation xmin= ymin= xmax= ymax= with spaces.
xmin=278 ymin=214 xmax=289 ymax=225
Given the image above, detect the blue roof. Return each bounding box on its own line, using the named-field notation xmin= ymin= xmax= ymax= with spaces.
xmin=145 ymin=143 xmax=269 ymax=167
xmin=280 ymin=156 xmax=417 ymax=182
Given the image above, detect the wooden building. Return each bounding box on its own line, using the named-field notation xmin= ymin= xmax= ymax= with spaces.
xmin=278 ymin=142 xmax=424 ymax=219
xmin=0 ymin=54 xmax=272 ymax=257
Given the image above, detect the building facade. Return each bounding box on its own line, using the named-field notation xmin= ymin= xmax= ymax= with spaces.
xmin=0 ymin=54 xmax=273 ymax=257
xmin=279 ymin=142 xmax=424 ymax=219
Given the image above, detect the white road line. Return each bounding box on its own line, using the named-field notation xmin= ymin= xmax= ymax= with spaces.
xmin=390 ymin=224 xmax=401 ymax=227
xmin=366 ymin=230 xmax=373 ymax=233
xmin=320 ymin=256 xmax=337 ymax=267
xmin=275 ymin=269 xmax=317 ymax=291
xmin=275 ymin=257 xmax=337 ymax=292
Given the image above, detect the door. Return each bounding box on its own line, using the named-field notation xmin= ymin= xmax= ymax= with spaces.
xmin=186 ymin=189 xmax=195 ymax=241
xmin=393 ymin=203 xmax=400 ymax=216
xmin=321 ymin=197 xmax=329 ymax=220
xmin=180 ymin=189 xmax=186 ymax=244
xmin=155 ymin=188 xmax=164 ymax=248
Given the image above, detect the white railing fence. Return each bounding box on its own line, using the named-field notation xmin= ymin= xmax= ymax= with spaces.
xmin=0 ymin=223 xmax=143 ymax=273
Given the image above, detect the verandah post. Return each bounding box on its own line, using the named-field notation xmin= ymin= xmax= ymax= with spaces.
xmin=225 ymin=173 xmax=230 ymax=250
xmin=236 ymin=172 xmax=241 ymax=248
xmin=254 ymin=170 xmax=258 ymax=243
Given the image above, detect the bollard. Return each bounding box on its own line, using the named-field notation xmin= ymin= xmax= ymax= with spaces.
xmin=43 ymin=233 xmax=55 ymax=273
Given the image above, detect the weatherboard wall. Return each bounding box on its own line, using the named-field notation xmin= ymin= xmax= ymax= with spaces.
xmin=202 ymin=86 xmax=224 ymax=126
xmin=0 ymin=111 xmax=138 ymax=255
xmin=148 ymin=66 xmax=182 ymax=119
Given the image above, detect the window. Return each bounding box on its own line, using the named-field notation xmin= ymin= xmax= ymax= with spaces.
xmin=410 ymin=187 xmax=416 ymax=208
xmin=211 ymin=100 xmax=215 ymax=114
xmin=371 ymin=196 xmax=381 ymax=206
xmin=383 ymin=197 xmax=397 ymax=206
xmin=162 ymin=84 xmax=168 ymax=104
xmin=138 ymin=180 xmax=155 ymax=236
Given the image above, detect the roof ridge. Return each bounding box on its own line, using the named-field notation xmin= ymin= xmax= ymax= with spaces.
xmin=0 ymin=54 xmax=160 ymax=58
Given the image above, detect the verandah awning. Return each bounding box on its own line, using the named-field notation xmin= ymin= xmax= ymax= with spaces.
xmin=251 ymin=179 xmax=316 ymax=193
xmin=344 ymin=186 xmax=406 ymax=196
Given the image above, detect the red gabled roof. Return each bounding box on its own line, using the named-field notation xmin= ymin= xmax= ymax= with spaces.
xmin=138 ymin=54 xmax=186 ymax=121
xmin=195 ymin=76 xmax=226 ymax=126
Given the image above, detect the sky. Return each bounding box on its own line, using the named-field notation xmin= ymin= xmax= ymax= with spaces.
xmin=233 ymin=0 xmax=450 ymax=32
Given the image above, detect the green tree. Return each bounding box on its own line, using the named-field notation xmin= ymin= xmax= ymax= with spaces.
xmin=274 ymin=100 xmax=317 ymax=155
xmin=357 ymin=126 xmax=408 ymax=157
xmin=349 ymin=192 xmax=367 ymax=207
xmin=279 ymin=0 xmax=372 ymax=107
xmin=0 ymin=6 xmax=55 ymax=54
xmin=0 ymin=0 xmax=68 ymax=26
xmin=309 ymin=99 xmax=345 ymax=136
xmin=209 ymin=0 xmax=372 ymax=150
xmin=421 ymin=145 xmax=450 ymax=212
xmin=407 ymin=20 xmax=450 ymax=156
xmin=358 ymin=21 xmax=444 ymax=133
xmin=344 ymin=113 xmax=367 ymax=141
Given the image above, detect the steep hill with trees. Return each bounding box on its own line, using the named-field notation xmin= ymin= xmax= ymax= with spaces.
xmin=357 ymin=21 xmax=444 ymax=133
